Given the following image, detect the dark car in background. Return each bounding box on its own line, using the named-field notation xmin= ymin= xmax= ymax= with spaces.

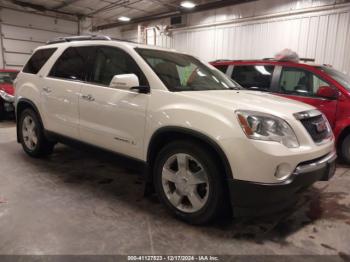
xmin=0 ymin=69 xmax=19 ymax=120
xmin=211 ymin=59 xmax=350 ymax=163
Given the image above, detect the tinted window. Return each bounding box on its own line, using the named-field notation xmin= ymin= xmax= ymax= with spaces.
xmin=90 ymin=46 xmax=148 ymax=86
xmin=279 ymin=67 xmax=330 ymax=97
xmin=136 ymin=48 xmax=240 ymax=91
xmin=49 ymin=47 xmax=92 ymax=81
xmin=215 ymin=65 xmax=229 ymax=74
xmin=231 ymin=65 xmax=274 ymax=90
xmin=23 ymin=48 xmax=56 ymax=74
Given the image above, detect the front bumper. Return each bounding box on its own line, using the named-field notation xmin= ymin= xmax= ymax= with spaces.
xmin=228 ymin=151 xmax=337 ymax=217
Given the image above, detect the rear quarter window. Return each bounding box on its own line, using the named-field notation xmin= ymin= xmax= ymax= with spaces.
xmin=23 ymin=48 xmax=57 ymax=74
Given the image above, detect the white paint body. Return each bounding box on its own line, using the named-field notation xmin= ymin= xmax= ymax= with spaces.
xmin=15 ymin=40 xmax=334 ymax=184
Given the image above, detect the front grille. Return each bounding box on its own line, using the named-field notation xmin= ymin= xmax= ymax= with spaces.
xmin=300 ymin=114 xmax=330 ymax=143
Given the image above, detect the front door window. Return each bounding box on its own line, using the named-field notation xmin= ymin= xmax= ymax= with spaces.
xmin=279 ymin=67 xmax=330 ymax=97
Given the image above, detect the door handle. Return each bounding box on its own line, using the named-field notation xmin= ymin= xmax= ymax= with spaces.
xmin=42 ymin=87 xmax=52 ymax=93
xmin=81 ymin=94 xmax=95 ymax=102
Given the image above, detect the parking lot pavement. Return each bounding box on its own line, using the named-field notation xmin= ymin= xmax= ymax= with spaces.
xmin=0 ymin=121 xmax=349 ymax=256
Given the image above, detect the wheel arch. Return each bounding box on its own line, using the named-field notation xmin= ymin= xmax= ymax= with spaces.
xmin=147 ymin=126 xmax=233 ymax=181
xmin=336 ymin=125 xmax=350 ymax=152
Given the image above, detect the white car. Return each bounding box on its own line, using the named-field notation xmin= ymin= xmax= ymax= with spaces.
xmin=15 ymin=36 xmax=336 ymax=224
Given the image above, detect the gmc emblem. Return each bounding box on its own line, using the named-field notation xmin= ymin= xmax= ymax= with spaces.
xmin=313 ymin=120 xmax=327 ymax=133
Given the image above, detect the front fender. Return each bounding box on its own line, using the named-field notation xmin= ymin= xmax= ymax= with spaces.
xmin=143 ymin=90 xmax=242 ymax=160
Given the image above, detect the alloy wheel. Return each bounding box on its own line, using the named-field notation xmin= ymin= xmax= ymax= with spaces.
xmin=161 ymin=153 xmax=209 ymax=213
xmin=22 ymin=115 xmax=38 ymax=151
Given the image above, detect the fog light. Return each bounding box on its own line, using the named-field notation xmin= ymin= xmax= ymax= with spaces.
xmin=275 ymin=163 xmax=293 ymax=181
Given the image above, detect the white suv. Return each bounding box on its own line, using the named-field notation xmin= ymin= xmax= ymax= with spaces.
xmin=15 ymin=36 xmax=336 ymax=224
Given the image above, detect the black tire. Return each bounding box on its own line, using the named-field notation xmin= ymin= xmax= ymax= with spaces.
xmin=153 ymin=140 xmax=229 ymax=225
xmin=340 ymin=134 xmax=350 ymax=164
xmin=0 ymin=99 xmax=4 ymax=121
xmin=18 ymin=108 xmax=55 ymax=158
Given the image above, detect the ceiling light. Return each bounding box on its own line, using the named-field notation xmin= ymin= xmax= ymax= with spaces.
xmin=118 ymin=16 xmax=131 ymax=22
xmin=180 ymin=1 xmax=196 ymax=9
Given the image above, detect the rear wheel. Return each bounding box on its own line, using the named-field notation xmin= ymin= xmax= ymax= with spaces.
xmin=18 ymin=108 xmax=54 ymax=157
xmin=154 ymin=140 xmax=228 ymax=225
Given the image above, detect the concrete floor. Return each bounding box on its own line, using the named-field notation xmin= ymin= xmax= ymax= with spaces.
xmin=0 ymin=121 xmax=350 ymax=256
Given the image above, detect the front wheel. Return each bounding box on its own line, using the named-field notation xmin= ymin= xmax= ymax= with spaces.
xmin=154 ymin=140 xmax=228 ymax=225
xmin=340 ymin=134 xmax=350 ymax=164
xmin=18 ymin=108 xmax=55 ymax=158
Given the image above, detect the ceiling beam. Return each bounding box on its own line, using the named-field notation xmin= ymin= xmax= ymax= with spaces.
xmin=8 ymin=0 xmax=85 ymax=17
xmin=93 ymin=0 xmax=257 ymax=31
xmin=147 ymin=0 xmax=178 ymax=9
xmin=87 ymin=0 xmax=128 ymax=16
xmin=52 ymin=0 xmax=81 ymax=10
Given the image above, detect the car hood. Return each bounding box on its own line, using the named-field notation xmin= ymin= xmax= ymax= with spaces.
xmin=0 ymin=83 xmax=14 ymax=95
xmin=179 ymin=90 xmax=315 ymax=117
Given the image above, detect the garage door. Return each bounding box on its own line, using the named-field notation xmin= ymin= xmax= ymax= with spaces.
xmin=0 ymin=8 xmax=79 ymax=70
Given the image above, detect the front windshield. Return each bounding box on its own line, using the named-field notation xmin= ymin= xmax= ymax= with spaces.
xmin=136 ymin=48 xmax=241 ymax=91
xmin=0 ymin=71 xmax=18 ymax=84
xmin=320 ymin=66 xmax=350 ymax=90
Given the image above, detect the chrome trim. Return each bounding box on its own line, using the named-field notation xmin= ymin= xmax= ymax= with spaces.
xmin=294 ymin=151 xmax=337 ymax=175
xmin=314 ymin=115 xmax=333 ymax=145
xmin=295 ymin=110 xmax=333 ymax=145
xmin=81 ymin=94 xmax=95 ymax=102
xmin=0 ymin=90 xmax=15 ymax=103
xmin=294 ymin=109 xmax=322 ymax=120
xmin=42 ymin=87 xmax=52 ymax=93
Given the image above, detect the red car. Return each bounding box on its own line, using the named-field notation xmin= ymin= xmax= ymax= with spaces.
xmin=211 ymin=59 xmax=350 ymax=163
xmin=0 ymin=69 xmax=19 ymax=120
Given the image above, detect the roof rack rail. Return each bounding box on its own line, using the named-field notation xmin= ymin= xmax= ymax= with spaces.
xmin=263 ymin=57 xmax=315 ymax=62
xmin=47 ymin=35 xmax=141 ymax=45
xmin=211 ymin=59 xmax=234 ymax=63
xmin=47 ymin=35 xmax=112 ymax=44
xmin=299 ymin=58 xmax=315 ymax=62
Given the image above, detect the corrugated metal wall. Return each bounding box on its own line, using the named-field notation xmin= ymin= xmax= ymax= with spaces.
xmin=169 ymin=3 xmax=350 ymax=75
xmin=113 ymin=1 xmax=346 ymax=75
xmin=0 ymin=8 xmax=79 ymax=70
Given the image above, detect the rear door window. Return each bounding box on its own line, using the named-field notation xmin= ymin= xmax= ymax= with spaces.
xmin=90 ymin=46 xmax=148 ymax=86
xmin=49 ymin=47 xmax=93 ymax=81
xmin=23 ymin=48 xmax=57 ymax=74
xmin=231 ymin=65 xmax=274 ymax=91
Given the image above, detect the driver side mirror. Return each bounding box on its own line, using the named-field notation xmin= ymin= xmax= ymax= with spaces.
xmin=110 ymin=74 xmax=150 ymax=94
xmin=317 ymin=86 xmax=339 ymax=100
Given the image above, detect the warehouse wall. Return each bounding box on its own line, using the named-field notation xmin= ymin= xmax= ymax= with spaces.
xmin=171 ymin=0 xmax=350 ymax=75
xmin=114 ymin=0 xmax=350 ymax=75
xmin=0 ymin=8 xmax=79 ymax=70
xmin=80 ymin=17 xmax=122 ymax=39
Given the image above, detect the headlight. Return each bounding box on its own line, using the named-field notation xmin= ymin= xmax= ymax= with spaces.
xmin=236 ymin=110 xmax=299 ymax=148
xmin=0 ymin=90 xmax=14 ymax=102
